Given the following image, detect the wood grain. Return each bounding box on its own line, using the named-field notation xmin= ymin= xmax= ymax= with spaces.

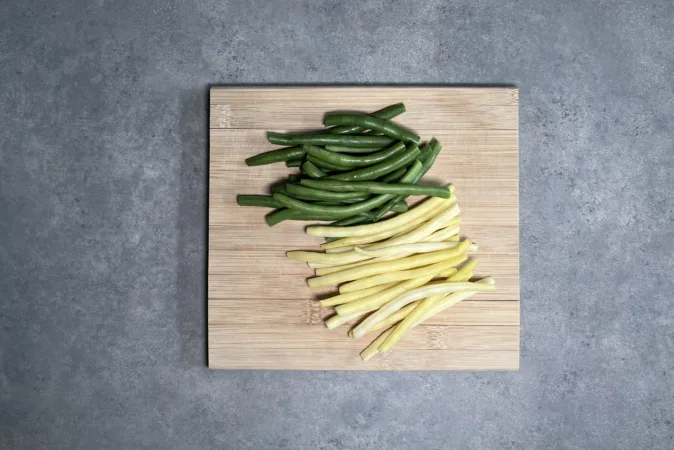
xmin=208 ymin=87 xmax=519 ymax=370
xmin=208 ymin=299 xmax=519 ymax=326
xmin=209 ymin=348 xmax=519 ymax=371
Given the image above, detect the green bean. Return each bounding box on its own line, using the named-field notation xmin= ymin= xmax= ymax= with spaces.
xmin=313 ymin=200 xmax=369 ymax=206
xmin=379 ymin=167 xmax=406 ymax=183
xmin=245 ymin=146 xmax=304 ymax=166
xmin=371 ymin=138 xmax=443 ymax=220
xmin=271 ymin=160 xmax=423 ymax=219
xmin=324 ymin=145 xmax=384 ymax=154
xmin=329 ymin=215 xmax=371 ymax=227
xmin=327 ymin=201 xmax=406 ymax=227
xmin=237 ymin=195 xmax=282 ymax=208
xmin=285 ymin=159 xmax=303 ymax=167
xmin=423 ymin=138 xmax=442 ymax=173
xmin=285 ymin=184 xmax=369 ymax=201
xmin=273 ymin=192 xmax=389 ymax=219
xmin=391 ymin=201 xmax=409 ymax=213
xmin=268 ymin=132 xmax=394 ymax=148
xmin=270 ymin=183 xmax=287 ymax=194
xmin=323 ymin=103 xmax=406 ymax=134
xmin=265 ymin=208 xmax=344 ymax=227
xmin=300 ymin=179 xmax=450 ymax=198
xmin=303 ymin=142 xmax=406 ymax=168
xmin=302 ymin=161 xmax=328 ymax=178
xmin=324 ymin=113 xmax=420 ymax=144
xmin=306 ymin=154 xmax=352 ymax=172
xmin=288 ymin=174 xmax=302 ymax=183
xmin=326 ymin=145 xmax=420 ymax=181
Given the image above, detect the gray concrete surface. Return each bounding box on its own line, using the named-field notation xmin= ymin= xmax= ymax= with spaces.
xmin=1 ymin=0 xmax=673 ymax=448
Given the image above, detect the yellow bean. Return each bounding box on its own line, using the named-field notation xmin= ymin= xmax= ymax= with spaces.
xmin=324 ymin=310 xmax=365 ymax=330
xmin=351 ymin=276 xmax=492 ymax=338
xmin=360 ymin=327 xmax=394 ymax=361
xmin=308 ymin=241 xmax=471 ymax=288
xmin=335 ymin=275 xmax=434 ymax=317
xmin=315 ymin=254 xmax=410 ymax=276
xmin=354 ymin=241 xmax=461 ymax=258
xmin=364 ymin=203 xmax=460 ymax=250
xmin=308 ymin=190 xmax=453 ymax=238
xmin=286 ymin=250 xmax=370 ymax=265
xmin=319 ymin=282 xmax=396 ymax=307
xmin=379 ymin=274 xmax=491 ymax=352
xmin=338 ymin=255 xmax=464 ymax=293
xmin=320 ymin=197 xmax=452 ymax=250
xmin=369 ymin=301 xmax=421 ymax=332
xmin=422 ymin=222 xmax=461 ymax=243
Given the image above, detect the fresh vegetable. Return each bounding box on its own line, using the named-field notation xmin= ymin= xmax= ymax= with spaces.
xmin=307 ymin=244 xmax=470 ymax=288
xmin=245 ymin=146 xmax=305 ymax=166
xmin=302 ymin=161 xmax=328 ymax=178
xmin=305 ymin=154 xmax=352 ymax=172
xmin=268 ymin=132 xmax=395 ymax=148
xmin=285 ymin=159 xmax=302 ymax=168
xmin=339 ymin=257 xmax=464 ymax=293
xmin=323 ymin=103 xmax=406 ymax=135
xmin=300 ymin=179 xmax=451 ymax=198
xmin=324 ymin=113 xmax=420 ymax=144
xmin=324 ymin=145 xmax=386 ymax=154
xmin=237 ymin=195 xmax=281 ymax=208
xmin=284 ymin=184 xmax=369 ymax=202
xmin=236 ymin=101 xmax=496 ymax=361
xmin=310 ymin=194 xmax=450 ymax=238
xmin=325 ymin=145 xmax=420 ymax=181
xmin=272 ymin=160 xmax=422 ymax=219
xmin=303 ymin=142 xmax=406 ymax=168
xmin=319 ymin=283 xmax=397 ymax=307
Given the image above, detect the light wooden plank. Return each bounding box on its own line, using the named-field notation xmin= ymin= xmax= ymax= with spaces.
xmin=210 ymin=87 xmax=518 ymax=130
xmin=210 ymin=129 xmax=519 ymax=180
xmin=208 ymin=87 xmax=519 ymax=370
xmin=209 ymin=224 xmax=519 ymax=255
xmin=207 ymin=249 xmax=519 ymax=300
xmin=209 ymin=324 xmax=519 ymax=351
xmin=208 ymin=348 xmax=520 ymax=371
xmin=207 ymin=299 xmax=520 ymax=326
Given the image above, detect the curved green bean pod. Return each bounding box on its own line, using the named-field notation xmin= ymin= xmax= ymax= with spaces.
xmin=324 ymin=113 xmax=419 ymax=144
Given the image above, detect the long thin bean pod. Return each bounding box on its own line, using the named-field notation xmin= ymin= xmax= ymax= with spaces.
xmin=324 ymin=113 xmax=420 ymax=144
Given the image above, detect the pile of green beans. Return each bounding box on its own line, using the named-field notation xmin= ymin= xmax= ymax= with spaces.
xmin=237 ymin=103 xmax=444 ymax=226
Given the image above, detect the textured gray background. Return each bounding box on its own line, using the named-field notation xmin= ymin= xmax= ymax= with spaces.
xmin=1 ymin=0 xmax=673 ymax=448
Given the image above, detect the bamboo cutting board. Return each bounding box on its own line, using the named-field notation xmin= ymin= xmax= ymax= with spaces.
xmin=208 ymin=87 xmax=519 ymax=370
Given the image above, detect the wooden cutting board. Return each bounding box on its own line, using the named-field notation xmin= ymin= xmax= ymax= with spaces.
xmin=208 ymin=87 xmax=519 ymax=370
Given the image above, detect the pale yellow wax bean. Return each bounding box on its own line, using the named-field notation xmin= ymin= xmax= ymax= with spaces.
xmin=369 ymin=301 xmax=421 ymax=333
xmin=334 ymin=275 xmax=435 ymax=317
xmin=364 ymin=203 xmax=460 ymax=251
xmin=319 ymin=282 xmax=396 ymax=307
xmin=324 ymin=246 xmax=354 ymax=254
xmin=308 ymin=191 xmax=453 ymax=238
xmin=366 ymin=262 xmax=477 ymax=336
xmin=436 ymin=258 xmax=478 ymax=280
xmin=324 ymin=310 xmax=365 ymax=330
xmin=286 ymin=250 xmax=371 ymax=265
xmin=379 ymin=275 xmax=492 ymax=352
xmin=360 ymin=327 xmax=395 ymax=361
xmin=354 ymin=241 xmax=475 ymax=258
xmin=422 ymin=223 xmax=461 ymax=243
xmin=315 ymin=254 xmax=411 ymax=276
xmin=354 ymin=241 xmax=458 ymax=257
xmin=351 ymin=277 xmax=493 ymax=338
xmin=308 ymin=241 xmax=471 ymax=288
xmin=320 ymin=197 xmax=452 ymax=250
xmin=338 ymin=254 xmax=466 ymax=293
